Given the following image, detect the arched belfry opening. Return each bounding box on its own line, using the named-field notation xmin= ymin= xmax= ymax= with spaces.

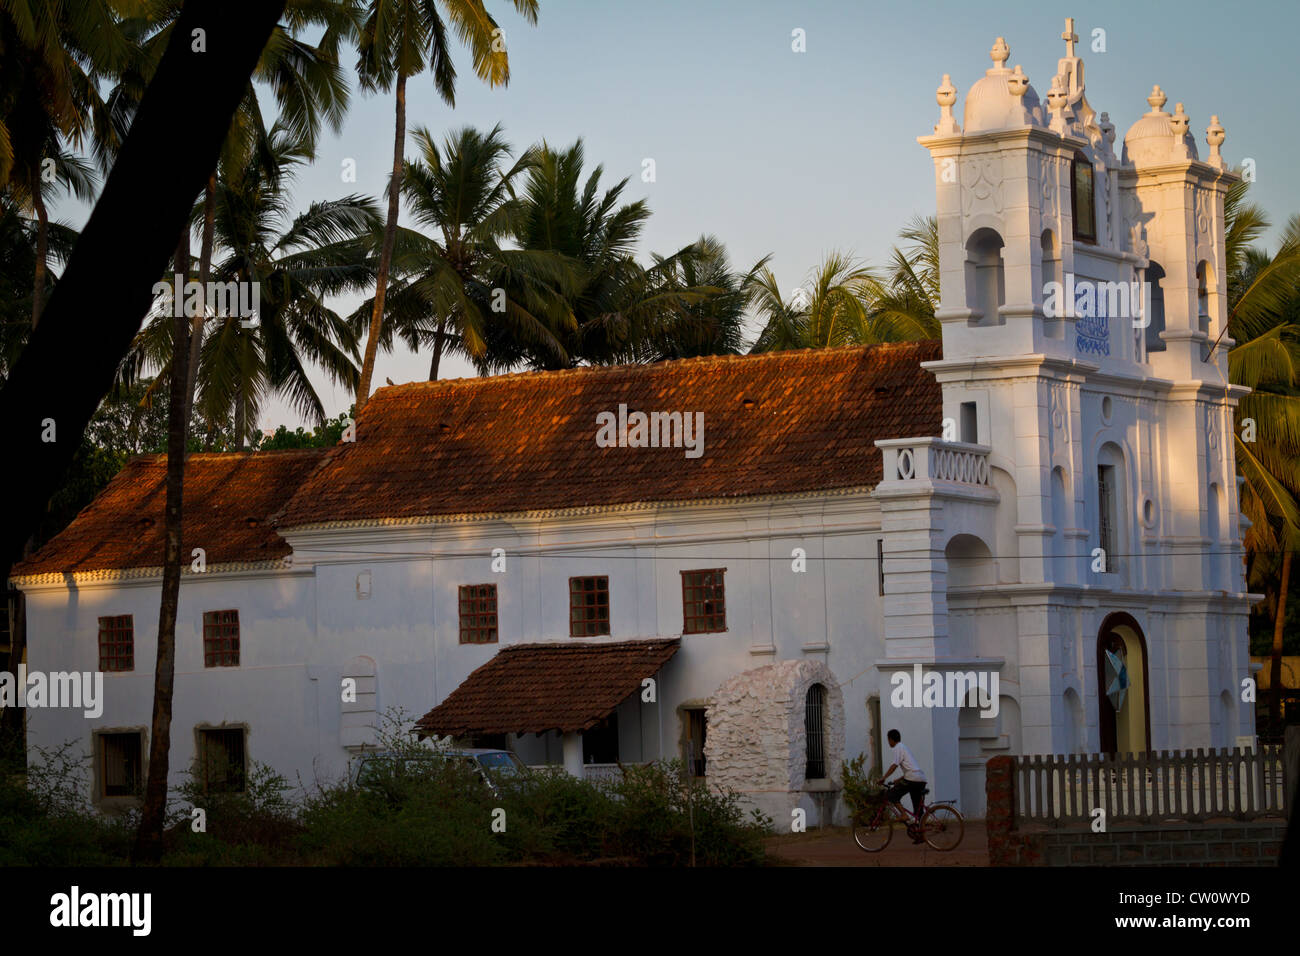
xmin=1144 ymin=261 xmax=1167 ymax=354
xmin=1096 ymin=613 xmax=1151 ymax=755
xmin=965 ymin=228 xmax=1006 ymax=327
xmin=1041 ymin=229 xmax=1063 ymax=338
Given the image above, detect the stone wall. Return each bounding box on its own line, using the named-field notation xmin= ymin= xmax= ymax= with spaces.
xmin=706 ymin=659 xmax=845 ymax=829
xmin=985 ymin=754 xmax=1287 ymax=866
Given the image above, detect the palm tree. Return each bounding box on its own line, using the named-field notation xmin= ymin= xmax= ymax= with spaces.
xmin=1220 ymin=179 xmax=1300 ymax=735
xmin=0 ymin=0 xmax=138 ymax=324
xmin=504 ymin=138 xmax=713 ymax=370
xmin=633 ymin=235 xmax=768 ymax=362
xmin=865 ymin=214 xmax=942 ymax=341
xmin=353 ymin=0 xmax=540 ymax=410
xmin=749 ymin=253 xmax=881 ymax=351
xmin=122 ymin=126 xmax=380 ymax=448
xmin=0 ymin=191 xmax=77 ymax=380
xmin=349 ymin=123 xmax=570 ymax=379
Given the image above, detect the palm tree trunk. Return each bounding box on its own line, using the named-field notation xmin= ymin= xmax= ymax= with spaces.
xmin=134 ymin=232 xmax=192 ymax=862
xmin=185 ymin=173 xmax=217 ymax=422
xmin=31 ymin=187 xmax=49 ymax=328
xmin=235 ymin=374 xmax=245 ymax=450
xmin=357 ymin=71 xmax=407 ymax=412
xmin=1270 ymin=549 xmax=1292 ymax=737
xmin=428 ymin=318 xmax=447 ymax=380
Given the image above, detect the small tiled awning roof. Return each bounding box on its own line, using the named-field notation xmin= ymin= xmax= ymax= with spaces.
xmin=414 ymin=638 xmax=681 ymax=737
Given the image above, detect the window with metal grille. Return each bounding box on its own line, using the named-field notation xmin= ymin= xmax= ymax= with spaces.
xmin=458 ymin=584 xmax=498 ymax=644
xmin=805 ymin=683 xmax=827 ymax=779
xmin=202 ymin=610 xmax=240 ymax=667
xmin=569 ymin=576 xmax=610 ymax=637
xmin=98 ymin=732 xmax=142 ymax=797
xmin=97 ymin=615 xmax=134 ymax=672
xmin=199 ymin=728 xmax=246 ymax=793
xmin=681 ymin=569 xmax=726 ymax=634
xmin=1071 ymin=151 xmax=1096 ymax=244
xmin=1098 ymin=465 xmax=1116 ymax=571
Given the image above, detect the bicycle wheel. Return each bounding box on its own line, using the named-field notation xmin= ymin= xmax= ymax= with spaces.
xmin=921 ymin=804 xmax=964 ymax=850
xmin=852 ymin=811 xmax=895 ymax=852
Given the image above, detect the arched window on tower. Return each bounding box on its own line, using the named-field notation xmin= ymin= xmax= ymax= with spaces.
xmin=1145 ymin=262 xmax=1167 ymax=354
xmin=1071 ymin=151 xmax=1097 ymax=244
xmin=1041 ymin=229 xmax=1063 ymax=338
xmin=965 ymin=228 xmax=1006 ymax=327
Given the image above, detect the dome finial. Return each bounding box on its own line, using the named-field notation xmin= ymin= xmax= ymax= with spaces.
xmin=1147 ymin=85 xmax=1168 ymax=113
xmin=1061 ymin=17 xmax=1079 ymax=58
xmin=990 ymin=37 xmax=1010 ymax=69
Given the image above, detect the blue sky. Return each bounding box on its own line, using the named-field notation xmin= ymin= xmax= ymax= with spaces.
xmin=55 ymin=0 xmax=1300 ymax=428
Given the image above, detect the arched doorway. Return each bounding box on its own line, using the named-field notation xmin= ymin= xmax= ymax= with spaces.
xmin=1096 ymin=613 xmax=1151 ymax=754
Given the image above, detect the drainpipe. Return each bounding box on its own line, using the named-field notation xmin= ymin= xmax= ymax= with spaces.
xmin=562 ymin=731 xmax=584 ymax=778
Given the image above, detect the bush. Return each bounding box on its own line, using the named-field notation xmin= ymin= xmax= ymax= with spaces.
xmin=840 ymin=753 xmax=886 ymax=823
xmin=0 ymin=741 xmax=133 ymax=866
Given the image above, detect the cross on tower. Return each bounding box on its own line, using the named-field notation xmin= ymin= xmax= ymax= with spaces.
xmin=1061 ymin=17 xmax=1078 ymax=58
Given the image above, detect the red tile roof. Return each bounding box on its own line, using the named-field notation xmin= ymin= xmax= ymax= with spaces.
xmin=11 ymin=449 xmax=326 ymax=578
xmin=414 ymin=638 xmax=681 ymax=736
xmin=278 ymin=341 xmax=943 ymax=528
xmin=10 ymin=342 xmax=943 ymax=577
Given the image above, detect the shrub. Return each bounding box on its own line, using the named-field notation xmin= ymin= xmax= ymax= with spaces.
xmin=840 ymin=753 xmax=886 ymax=823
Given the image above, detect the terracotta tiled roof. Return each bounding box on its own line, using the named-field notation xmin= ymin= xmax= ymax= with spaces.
xmin=11 ymin=449 xmax=326 ymax=579
xmin=278 ymin=341 xmax=942 ymax=528
xmin=414 ymin=638 xmax=681 ymax=736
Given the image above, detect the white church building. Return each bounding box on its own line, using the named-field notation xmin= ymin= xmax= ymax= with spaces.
xmin=11 ymin=20 xmax=1254 ymax=823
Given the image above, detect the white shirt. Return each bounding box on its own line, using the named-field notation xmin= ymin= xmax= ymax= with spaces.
xmin=890 ymin=742 xmax=926 ymax=782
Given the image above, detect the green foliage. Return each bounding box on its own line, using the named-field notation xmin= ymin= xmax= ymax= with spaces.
xmin=255 ymin=409 xmax=354 ymax=449
xmin=0 ymin=741 xmax=133 ymax=866
xmin=839 ymin=753 xmax=886 ymax=823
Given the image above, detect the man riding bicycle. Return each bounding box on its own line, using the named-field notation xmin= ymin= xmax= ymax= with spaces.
xmin=879 ymin=729 xmax=927 ymax=843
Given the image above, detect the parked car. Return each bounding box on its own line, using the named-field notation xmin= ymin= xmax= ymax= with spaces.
xmin=351 ymin=748 xmax=528 ymax=797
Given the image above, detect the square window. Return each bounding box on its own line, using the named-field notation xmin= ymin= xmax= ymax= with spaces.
xmin=98 ymin=615 xmax=134 ymax=672
xmin=681 ymin=569 xmax=726 ymax=634
xmin=569 ymin=576 xmax=610 ymax=637
xmin=203 ymin=610 xmax=240 ymax=667
xmin=459 ymin=584 xmax=499 ymax=644
xmin=198 ymin=728 xmax=246 ymax=793
xmin=98 ymin=732 xmax=143 ymax=798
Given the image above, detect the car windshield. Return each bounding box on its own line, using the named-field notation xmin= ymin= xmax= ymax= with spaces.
xmin=475 ymin=752 xmax=525 ymax=776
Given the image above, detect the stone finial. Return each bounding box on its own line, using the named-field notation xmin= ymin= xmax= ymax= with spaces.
xmin=934 ymin=74 xmax=960 ymax=134
xmin=1061 ymin=17 xmax=1079 ymax=58
xmin=1147 ymin=85 xmax=1168 ymax=113
xmin=991 ymin=37 xmax=1010 ymax=69
xmin=1008 ymin=64 xmax=1029 ymax=98
xmin=1171 ymin=102 xmax=1190 ymax=136
xmin=1047 ymin=75 xmax=1070 ymax=135
xmin=1170 ymin=103 xmax=1192 ymax=160
xmin=1206 ymin=114 xmax=1226 ymax=168
xmin=1098 ymin=111 xmax=1116 ymax=159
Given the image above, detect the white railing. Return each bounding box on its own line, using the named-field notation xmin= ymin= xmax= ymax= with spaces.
xmin=875 ymin=438 xmax=992 ymax=486
xmin=1013 ymin=747 xmax=1287 ymax=825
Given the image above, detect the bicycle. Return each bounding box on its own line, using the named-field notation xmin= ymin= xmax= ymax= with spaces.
xmin=851 ymin=784 xmax=965 ymax=852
